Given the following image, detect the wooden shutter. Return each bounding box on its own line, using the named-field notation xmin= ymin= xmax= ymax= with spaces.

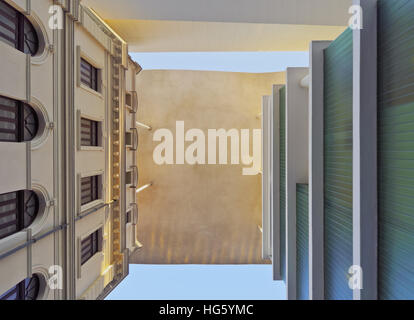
xmin=0 ymin=1 xmax=38 ymax=55
xmin=81 ymin=176 xmax=99 ymax=205
xmin=279 ymin=86 xmax=286 ymax=282
xmin=0 ymin=96 xmax=38 ymax=142
xmin=0 ymin=96 xmax=18 ymax=142
xmin=323 ymin=28 xmax=353 ymax=300
xmin=80 ymin=118 xmax=99 ymax=147
xmin=0 ymin=190 xmax=38 ymax=240
xmin=296 ymin=183 xmax=309 ymax=300
xmin=80 ymin=58 xmax=99 ymax=91
xmin=81 ymin=229 xmax=101 ymax=265
xmin=0 ymin=191 xmax=18 ymax=239
xmin=0 ymin=1 xmax=18 ymax=49
xmin=378 ymin=0 xmax=414 ymax=299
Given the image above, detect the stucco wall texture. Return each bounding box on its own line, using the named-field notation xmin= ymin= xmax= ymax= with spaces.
xmin=132 ymin=70 xmax=285 ymax=264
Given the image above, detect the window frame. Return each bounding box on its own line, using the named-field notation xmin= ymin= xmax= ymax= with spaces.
xmin=80 ymin=175 xmax=99 ymax=207
xmin=0 ymin=95 xmax=39 ymax=143
xmin=80 ymin=228 xmax=103 ymax=266
xmin=78 ymin=171 xmax=104 ymax=214
xmin=0 ymin=1 xmax=39 ymax=56
xmin=81 ymin=117 xmax=98 ymax=147
xmin=77 ymin=111 xmax=104 ymax=151
xmin=0 ymin=190 xmax=39 ymax=240
xmin=80 ymin=58 xmax=99 ymax=92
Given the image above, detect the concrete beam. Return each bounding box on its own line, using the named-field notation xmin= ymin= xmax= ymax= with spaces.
xmin=84 ymin=0 xmax=352 ymax=26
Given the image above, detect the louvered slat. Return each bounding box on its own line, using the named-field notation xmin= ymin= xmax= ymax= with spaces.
xmin=296 ymin=184 xmax=309 ymax=300
xmin=378 ymin=0 xmax=414 ymax=300
xmin=323 ymin=28 xmax=353 ymax=300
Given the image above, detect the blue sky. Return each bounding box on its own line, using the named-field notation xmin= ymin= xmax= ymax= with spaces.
xmin=130 ymin=51 xmax=309 ymax=73
xmin=107 ymin=265 xmax=286 ymax=300
xmin=111 ymin=51 xmax=307 ymax=300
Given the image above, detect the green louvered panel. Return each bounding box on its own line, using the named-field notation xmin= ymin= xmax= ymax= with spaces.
xmin=323 ymin=28 xmax=353 ymax=300
xmin=280 ymin=86 xmax=286 ymax=282
xmin=296 ymin=184 xmax=309 ymax=300
xmin=378 ymin=0 xmax=414 ymax=300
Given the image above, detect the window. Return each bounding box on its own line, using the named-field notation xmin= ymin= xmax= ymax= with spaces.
xmin=0 ymin=1 xmax=39 ymax=55
xmin=81 ymin=229 xmax=102 ymax=265
xmin=80 ymin=117 xmax=99 ymax=147
xmin=0 ymin=190 xmax=39 ymax=240
xmin=80 ymin=58 xmax=99 ymax=91
xmin=0 ymin=275 xmax=40 ymax=300
xmin=0 ymin=95 xmax=39 ymax=142
xmin=80 ymin=175 xmax=100 ymax=206
xmin=126 ymin=91 xmax=138 ymax=113
xmin=126 ymin=210 xmax=132 ymax=224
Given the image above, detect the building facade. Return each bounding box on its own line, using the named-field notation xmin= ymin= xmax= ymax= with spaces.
xmin=0 ymin=0 xmax=141 ymax=300
xmin=264 ymin=0 xmax=414 ymax=300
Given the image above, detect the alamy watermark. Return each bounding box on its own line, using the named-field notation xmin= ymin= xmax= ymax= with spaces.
xmin=349 ymin=5 xmax=363 ymax=30
xmin=48 ymin=5 xmax=64 ymax=30
xmin=153 ymin=121 xmax=261 ymax=176
xmin=47 ymin=265 xmax=63 ymax=290
xmin=348 ymin=265 xmax=363 ymax=290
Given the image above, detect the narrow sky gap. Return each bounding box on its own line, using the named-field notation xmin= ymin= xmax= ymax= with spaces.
xmin=107 ymin=265 xmax=286 ymax=300
xmin=130 ymin=51 xmax=309 ymax=73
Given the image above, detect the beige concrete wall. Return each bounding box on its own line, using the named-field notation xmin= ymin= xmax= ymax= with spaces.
xmin=132 ymin=70 xmax=284 ymax=264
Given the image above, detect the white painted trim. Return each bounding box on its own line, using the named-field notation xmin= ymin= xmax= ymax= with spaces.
xmin=352 ymin=0 xmax=378 ymax=301
xmin=285 ymin=67 xmax=309 ymax=300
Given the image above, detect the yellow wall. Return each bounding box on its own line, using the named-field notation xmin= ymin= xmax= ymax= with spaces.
xmin=133 ymin=70 xmax=284 ymax=264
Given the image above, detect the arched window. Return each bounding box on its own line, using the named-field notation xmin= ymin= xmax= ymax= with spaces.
xmin=0 ymin=0 xmax=39 ymax=55
xmin=0 ymin=190 xmax=39 ymax=240
xmin=0 ymin=95 xmax=39 ymax=142
xmin=0 ymin=275 xmax=40 ymax=300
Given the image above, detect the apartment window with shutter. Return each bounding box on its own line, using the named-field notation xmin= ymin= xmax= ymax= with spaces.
xmin=81 ymin=229 xmax=103 ymax=265
xmin=0 ymin=190 xmax=39 ymax=240
xmin=80 ymin=58 xmax=99 ymax=92
xmin=0 ymin=1 xmax=39 ymax=56
xmin=80 ymin=175 xmax=100 ymax=206
xmin=80 ymin=117 xmax=99 ymax=147
xmin=0 ymin=95 xmax=39 ymax=142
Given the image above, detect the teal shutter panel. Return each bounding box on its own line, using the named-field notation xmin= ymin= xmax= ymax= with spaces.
xmin=296 ymin=184 xmax=309 ymax=300
xmin=280 ymin=86 xmax=287 ymax=282
xmin=323 ymin=28 xmax=353 ymax=300
xmin=378 ymin=0 xmax=414 ymax=299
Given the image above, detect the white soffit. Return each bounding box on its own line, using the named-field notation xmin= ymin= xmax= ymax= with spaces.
xmin=103 ymin=20 xmax=347 ymax=52
xmin=82 ymin=0 xmax=352 ymax=26
xmin=83 ymin=0 xmax=350 ymax=52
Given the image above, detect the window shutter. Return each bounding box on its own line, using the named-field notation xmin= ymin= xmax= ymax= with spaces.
xmin=80 ymin=58 xmax=99 ymax=91
xmin=0 ymin=96 xmax=38 ymax=143
xmin=0 ymin=1 xmax=38 ymax=56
